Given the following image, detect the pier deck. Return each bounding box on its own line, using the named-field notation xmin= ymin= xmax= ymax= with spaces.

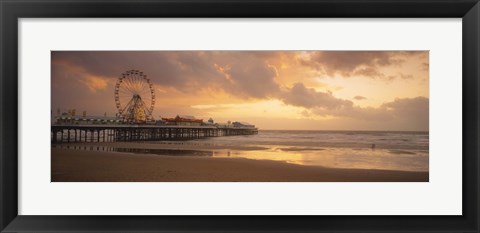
xmin=51 ymin=125 xmax=258 ymax=143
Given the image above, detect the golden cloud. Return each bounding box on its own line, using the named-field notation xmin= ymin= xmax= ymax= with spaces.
xmin=81 ymin=75 xmax=109 ymax=93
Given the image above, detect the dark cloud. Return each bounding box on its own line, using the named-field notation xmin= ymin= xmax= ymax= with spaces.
xmin=279 ymin=83 xmax=385 ymax=120
xmin=51 ymin=64 xmax=117 ymax=116
xmin=307 ymin=96 xmax=428 ymax=127
xmin=380 ymin=97 xmax=429 ymax=130
xmin=353 ymin=67 xmax=387 ymax=79
xmin=280 ymin=83 xmax=353 ymax=110
xmin=278 ymin=82 xmax=428 ymax=128
xmin=52 ymin=51 xmax=281 ymax=99
xmin=382 ymin=97 xmax=429 ymax=120
xmin=212 ymin=52 xmax=281 ymax=98
xmin=52 ymin=51 xmax=223 ymax=90
xmin=398 ymin=73 xmax=414 ymax=79
xmin=421 ymin=62 xmax=429 ymax=71
xmin=301 ymin=51 xmax=427 ymax=79
xmin=354 ymin=96 xmax=367 ymax=100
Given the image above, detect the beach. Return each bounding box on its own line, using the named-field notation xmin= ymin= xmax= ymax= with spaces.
xmin=52 ymin=147 xmax=428 ymax=182
xmin=51 ymin=129 xmax=429 ymax=172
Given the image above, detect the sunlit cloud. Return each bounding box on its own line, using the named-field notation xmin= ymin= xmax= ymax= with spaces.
xmin=81 ymin=75 xmax=110 ymax=92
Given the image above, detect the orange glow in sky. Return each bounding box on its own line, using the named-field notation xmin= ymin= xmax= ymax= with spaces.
xmin=51 ymin=51 xmax=429 ymax=131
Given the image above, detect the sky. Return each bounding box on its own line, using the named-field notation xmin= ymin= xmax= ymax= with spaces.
xmin=51 ymin=51 xmax=429 ymax=131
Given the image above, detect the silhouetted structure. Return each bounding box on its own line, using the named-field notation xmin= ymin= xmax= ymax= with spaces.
xmin=51 ymin=124 xmax=258 ymax=143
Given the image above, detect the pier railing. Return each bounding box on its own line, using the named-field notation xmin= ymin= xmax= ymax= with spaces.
xmin=51 ymin=125 xmax=258 ymax=143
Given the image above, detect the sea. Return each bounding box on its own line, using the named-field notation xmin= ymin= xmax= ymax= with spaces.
xmin=195 ymin=130 xmax=429 ymax=172
xmin=55 ymin=130 xmax=429 ymax=172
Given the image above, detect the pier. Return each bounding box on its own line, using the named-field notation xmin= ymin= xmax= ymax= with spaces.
xmin=51 ymin=125 xmax=258 ymax=143
xmin=52 ymin=69 xmax=259 ymax=144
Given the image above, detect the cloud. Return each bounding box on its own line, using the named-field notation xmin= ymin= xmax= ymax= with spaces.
xmin=213 ymin=53 xmax=281 ymax=98
xmin=300 ymin=51 xmax=427 ymax=79
xmin=279 ymin=83 xmax=386 ymax=121
xmin=52 ymin=51 xmax=282 ymax=99
xmin=382 ymin=97 xmax=429 ymax=120
xmin=51 ymin=63 xmax=118 ymax=115
xmin=52 ymin=51 xmax=222 ymax=89
xmin=52 ymin=51 xmax=425 ymax=99
xmin=398 ymin=73 xmax=414 ymax=79
xmin=353 ymin=67 xmax=387 ymax=78
xmin=421 ymin=62 xmax=429 ymax=71
xmin=380 ymin=97 xmax=429 ymax=130
xmin=81 ymin=75 xmax=109 ymax=92
xmin=278 ymin=83 xmax=428 ymax=128
xmin=280 ymin=83 xmax=353 ymax=110
xmin=354 ymin=96 xmax=367 ymax=100
xmin=308 ymin=96 xmax=428 ymax=127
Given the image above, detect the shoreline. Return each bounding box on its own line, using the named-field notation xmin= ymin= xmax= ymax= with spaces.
xmin=52 ymin=141 xmax=429 ymax=172
xmin=54 ymin=141 xmax=270 ymax=151
xmin=53 ymin=141 xmax=427 ymax=154
xmin=52 ymin=148 xmax=429 ymax=182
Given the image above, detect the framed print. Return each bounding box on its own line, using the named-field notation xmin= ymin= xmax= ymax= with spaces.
xmin=1 ymin=0 xmax=479 ymax=232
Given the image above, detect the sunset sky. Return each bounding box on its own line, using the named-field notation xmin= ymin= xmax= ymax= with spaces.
xmin=51 ymin=51 xmax=428 ymax=131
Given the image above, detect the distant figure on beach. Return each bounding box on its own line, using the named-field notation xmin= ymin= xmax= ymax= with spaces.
xmin=371 ymin=144 xmax=376 ymax=150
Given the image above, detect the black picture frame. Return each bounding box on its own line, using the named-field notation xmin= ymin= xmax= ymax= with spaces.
xmin=1 ymin=0 xmax=479 ymax=232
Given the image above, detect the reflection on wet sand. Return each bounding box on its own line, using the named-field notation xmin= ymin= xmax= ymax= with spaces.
xmin=53 ymin=142 xmax=428 ymax=172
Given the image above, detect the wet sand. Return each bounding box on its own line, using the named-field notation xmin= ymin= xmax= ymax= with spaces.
xmin=57 ymin=141 xmax=269 ymax=151
xmin=52 ymin=148 xmax=429 ymax=182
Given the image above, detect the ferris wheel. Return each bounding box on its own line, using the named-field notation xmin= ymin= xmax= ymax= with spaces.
xmin=114 ymin=70 xmax=155 ymax=123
